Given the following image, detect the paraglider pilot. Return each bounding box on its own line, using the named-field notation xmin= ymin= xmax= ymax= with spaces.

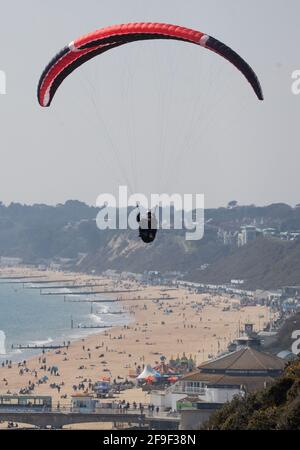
xmin=136 ymin=205 xmax=157 ymax=244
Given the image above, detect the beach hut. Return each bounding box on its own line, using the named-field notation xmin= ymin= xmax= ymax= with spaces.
xmin=71 ymin=394 xmax=97 ymax=413
xmin=94 ymin=378 xmax=111 ymax=397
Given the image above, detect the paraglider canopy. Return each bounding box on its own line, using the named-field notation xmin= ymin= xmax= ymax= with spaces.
xmin=38 ymin=22 xmax=263 ymax=108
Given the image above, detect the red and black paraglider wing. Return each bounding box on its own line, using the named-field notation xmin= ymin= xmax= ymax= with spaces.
xmin=38 ymin=22 xmax=263 ymax=107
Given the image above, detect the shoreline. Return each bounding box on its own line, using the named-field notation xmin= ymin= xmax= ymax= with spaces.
xmin=0 ymin=270 xmax=133 ymax=364
xmin=0 ymin=266 xmax=271 ymax=411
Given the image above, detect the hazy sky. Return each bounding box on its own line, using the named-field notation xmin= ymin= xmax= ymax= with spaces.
xmin=0 ymin=0 xmax=299 ymax=208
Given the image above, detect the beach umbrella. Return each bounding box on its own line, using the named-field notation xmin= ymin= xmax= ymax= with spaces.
xmin=101 ymin=376 xmax=110 ymax=382
xmin=145 ymin=376 xmax=155 ymax=384
xmin=167 ymin=376 xmax=178 ymax=382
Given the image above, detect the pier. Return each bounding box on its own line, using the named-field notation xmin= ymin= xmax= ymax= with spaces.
xmin=25 ymin=283 xmax=107 ymax=289
xmin=41 ymin=289 xmax=140 ymax=296
xmin=118 ymin=296 xmax=177 ymax=301
xmin=0 ymin=279 xmax=76 ymax=286
xmin=12 ymin=344 xmax=68 ymax=350
xmin=76 ymin=325 xmax=112 ymax=329
xmin=0 ymin=276 xmax=47 ymax=284
xmin=0 ymin=407 xmax=179 ymax=430
xmin=65 ymin=298 xmax=117 ymax=303
xmin=0 ymin=275 xmax=45 ymax=280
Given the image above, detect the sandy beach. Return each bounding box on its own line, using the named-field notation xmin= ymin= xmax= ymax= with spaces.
xmin=0 ymin=267 xmax=269 ymax=428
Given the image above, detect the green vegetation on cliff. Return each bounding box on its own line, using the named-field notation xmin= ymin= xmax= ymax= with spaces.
xmin=1 ymin=201 xmax=300 ymax=289
xmin=204 ymin=358 xmax=300 ymax=430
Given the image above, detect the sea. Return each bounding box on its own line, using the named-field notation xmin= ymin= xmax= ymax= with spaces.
xmin=0 ymin=282 xmax=128 ymax=362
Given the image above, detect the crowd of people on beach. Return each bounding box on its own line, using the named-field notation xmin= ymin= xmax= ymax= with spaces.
xmin=0 ymin=270 xmax=267 ymax=431
xmin=1 ymin=360 xmax=12 ymax=369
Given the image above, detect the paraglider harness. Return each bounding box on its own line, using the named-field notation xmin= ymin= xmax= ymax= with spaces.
xmin=136 ymin=207 xmax=158 ymax=244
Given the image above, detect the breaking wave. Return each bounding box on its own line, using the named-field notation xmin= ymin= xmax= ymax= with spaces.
xmin=29 ymin=337 xmax=53 ymax=346
xmin=88 ymin=314 xmax=103 ymax=325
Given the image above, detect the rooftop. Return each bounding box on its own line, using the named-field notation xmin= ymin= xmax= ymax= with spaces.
xmin=180 ymin=347 xmax=285 ymax=392
xmin=197 ymin=347 xmax=285 ymax=373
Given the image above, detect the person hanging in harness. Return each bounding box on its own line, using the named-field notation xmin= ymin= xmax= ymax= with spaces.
xmin=136 ymin=206 xmax=158 ymax=244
